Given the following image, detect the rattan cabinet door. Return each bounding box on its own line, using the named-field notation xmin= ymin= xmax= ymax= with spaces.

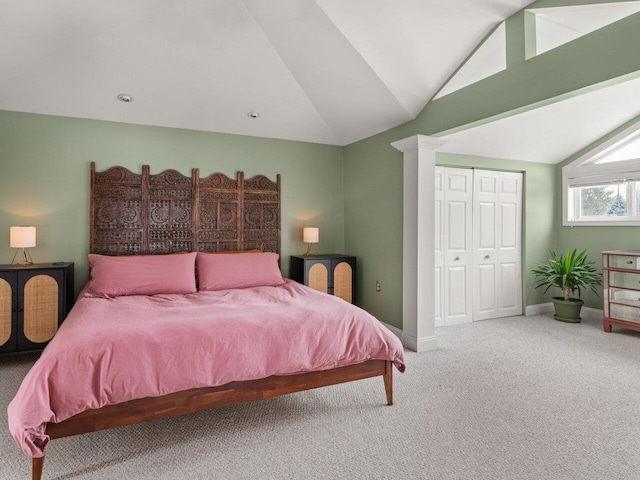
xmin=333 ymin=261 xmax=353 ymax=304
xmin=17 ymin=269 xmax=64 ymax=351
xmin=290 ymin=255 xmax=356 ymax=304
xmin=290 ymin=256 xmax=330 ymax=294
xmin=308 ymin=262 xmax=329 ymax=293
xmin=0 ymin=271 xmax=18 ymax=353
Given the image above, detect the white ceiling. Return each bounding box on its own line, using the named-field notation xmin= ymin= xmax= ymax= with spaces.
xmin=437 ymin=74 xmax=640 ymax=164
xmin=530 ymin=1 xmax=640 ymax=55
xmin=435 ymin=1 xmax=640 ymax=164
xmin=0 ymin=0 xmax=535 ymax=147
xmin=2 ymin=0 xmax=638 ymax=164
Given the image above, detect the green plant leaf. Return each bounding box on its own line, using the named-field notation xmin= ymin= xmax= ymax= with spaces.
xmin=531 ymin=249 xmax=601 ymax=301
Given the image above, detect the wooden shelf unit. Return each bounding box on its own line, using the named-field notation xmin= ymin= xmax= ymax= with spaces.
xmin=602 ymin=250 xmax=640 ymax=334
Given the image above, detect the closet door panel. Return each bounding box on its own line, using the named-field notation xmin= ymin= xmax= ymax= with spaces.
xmin=434 ymin=167 xmax=444 ymax=327
xmin=500 ymin=203 xmax=518 ymax=248
xmin=443 ymin=168 xmax=473 ymax=325
xmin=478 ymin=202 xmax=496 ymax=249
xmin=477 ymin=264 xmax=497 ymax=314
xmin=473 ymin=170 xmax=499 ymax=321
xmin=473 ymin=170 xmax=522 ymax=321
xmin=496 ymin=173 xmax=522 ymax=317
xmin=446 ymin=266 xmax=469 ymax=319
xmin=500 ymin=262 xmax=518 ymax=310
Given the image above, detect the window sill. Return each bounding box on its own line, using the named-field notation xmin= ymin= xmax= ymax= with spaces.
xmin=564 ymin=219 xmax=640 ymax=227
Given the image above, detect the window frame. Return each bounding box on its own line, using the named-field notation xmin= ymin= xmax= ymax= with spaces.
xmin=563 ymin=121 xmax=640 ymax=226
xmin=567 ymin=180 xmax=639 ymax=224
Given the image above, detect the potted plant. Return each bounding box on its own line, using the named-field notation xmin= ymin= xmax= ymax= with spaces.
xmin=532 ymin=249 xmax=601 ymax=323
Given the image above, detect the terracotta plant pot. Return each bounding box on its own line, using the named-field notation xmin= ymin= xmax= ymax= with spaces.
xmin=552 ymin=297 xmax=584 ymax=323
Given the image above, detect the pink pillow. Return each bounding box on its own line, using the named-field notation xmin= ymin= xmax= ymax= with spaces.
xmin=197 ymin=252 xmax=284 ymax=291
xmin=88 ymin=252 xmax=197 ymax=297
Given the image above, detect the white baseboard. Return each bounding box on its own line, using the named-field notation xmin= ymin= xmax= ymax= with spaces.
xmin=382 ymin=305 xmax=604 ymax=352
xmin=382 ymin=322 xmax=403 ymax=339
xmin=401 ymin=332 xmax=438 ymax=352
xmin=381 ymin=322 xmax=438 ymax=352
xmin=526 ymin=303 xmax=603 ymax=321
xmin=525 ymin=303 xmax=554 ymax=316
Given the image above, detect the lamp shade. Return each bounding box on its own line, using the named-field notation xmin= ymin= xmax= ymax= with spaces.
xmin=10 ymin=226 xmax=36 ymax=248
xmin=303 ymin=227 xmax=319 ymax=244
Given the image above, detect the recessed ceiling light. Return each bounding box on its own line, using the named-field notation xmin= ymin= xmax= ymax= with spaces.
xmin=117 ymin=94 xmax=134 ymax=103
xmin=247 ymin=111 xmax=260 ymax=119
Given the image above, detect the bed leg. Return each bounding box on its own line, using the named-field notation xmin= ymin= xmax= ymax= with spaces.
xmin=32 ymin=456 xmax=44 ymax=480
xmin=383 ymin=360 xmax=393 ymax=406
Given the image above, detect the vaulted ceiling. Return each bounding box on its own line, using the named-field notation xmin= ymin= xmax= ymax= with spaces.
xmin=3 ymin=0 xmax=638 ymax=165
xmin=438 ymin=74 xmax=640 ymax=164
xmin=0 ymin=0 xmax=535 ymax=147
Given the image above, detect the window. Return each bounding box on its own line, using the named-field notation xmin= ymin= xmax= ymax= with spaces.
xmin=525 ymin=3 xmax=640 ymax=58
xmin=568 ymin=180 xmax=640 ymax=222
xmin=563 ymin=121 xmax=640 ymax=226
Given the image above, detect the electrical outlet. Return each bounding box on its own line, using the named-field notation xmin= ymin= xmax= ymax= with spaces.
xmin=376 ymin=281 xmax=381 ymax=292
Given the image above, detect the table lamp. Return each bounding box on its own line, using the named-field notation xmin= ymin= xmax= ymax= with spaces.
xmin=10 ymin=226 xmax=36 ymax=265
xmin=303 ymin=227 xmax=319 ymax=256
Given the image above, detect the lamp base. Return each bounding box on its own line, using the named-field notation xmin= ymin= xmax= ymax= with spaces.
xmin=304 ymin=244 xmax=318 ymax=257
xmin=11 ymin=248 xmax=33 ymax=265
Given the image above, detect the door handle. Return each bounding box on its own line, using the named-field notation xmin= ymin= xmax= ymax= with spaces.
xmin=453 ymin=257 xmax=460 ymax=261
xmin=484 ymin=255 xmax=490 ymax=259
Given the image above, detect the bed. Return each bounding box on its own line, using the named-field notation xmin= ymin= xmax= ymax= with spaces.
xmin=7 ymin=163 xmax=406 ymax=480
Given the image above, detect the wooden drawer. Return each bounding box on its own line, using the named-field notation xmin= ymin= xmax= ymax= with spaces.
xmin=609 ymin=255 xmax=640 ymax=269
xmin=610 ymin=303 xmax=640 ymax=324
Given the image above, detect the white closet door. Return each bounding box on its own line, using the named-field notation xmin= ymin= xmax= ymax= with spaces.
xmin=473 ymin=170 xmax=522 ymax=321
xmin=434 ymin=167 xmax=444 ymax=327
xmin=442 ymin=167 xmax=473 ymax=325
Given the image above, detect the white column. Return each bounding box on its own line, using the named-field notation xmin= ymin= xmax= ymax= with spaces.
xmin=391 ymin=135 xmax=446 ymax=352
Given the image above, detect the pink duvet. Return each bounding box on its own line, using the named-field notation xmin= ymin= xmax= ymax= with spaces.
xmin=8 ymin=279 xmax=405 ymax=458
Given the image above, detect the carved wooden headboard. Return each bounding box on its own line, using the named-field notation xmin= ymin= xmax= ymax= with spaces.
xmin=90 ymin=162 xmax=280 ymax=255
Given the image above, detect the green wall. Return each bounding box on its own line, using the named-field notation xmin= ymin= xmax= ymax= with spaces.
xmin=414 ymin=2 xmax=640 ymax=138
xmin=343 ymin=0 xmax=640 ymax=325
xmin=3 ymin=0 xmax=638 ymax=323
xmin=0 ymin=110 xmax=345 ymax=294
xmin=555 ymin=113 xmax=640 ymax=310
xmin=343 ymin=130 xmax=405 ymax=327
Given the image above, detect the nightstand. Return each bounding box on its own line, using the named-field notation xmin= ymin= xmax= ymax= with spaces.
xmin=290 ymin=255 xmax=356 ymax=304
xmin=0 ymin=263 xmax=74 ymax=354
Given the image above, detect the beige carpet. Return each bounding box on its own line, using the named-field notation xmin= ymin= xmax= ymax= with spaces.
xmin=3 ymin=314 xmax=640 ymax=479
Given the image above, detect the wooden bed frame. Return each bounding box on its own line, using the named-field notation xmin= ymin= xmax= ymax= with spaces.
xmin=31 ymin=163 xmax=395 ymax=480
